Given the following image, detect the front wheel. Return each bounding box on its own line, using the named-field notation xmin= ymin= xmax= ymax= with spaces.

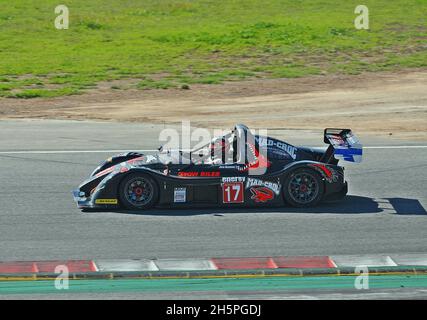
xmin=283 ymin=168 xmax=324 ymax=207
xmin=118 ymin=173 xmax=158 ymax=210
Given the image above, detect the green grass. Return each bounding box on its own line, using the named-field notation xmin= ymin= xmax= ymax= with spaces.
xmin=0 ymin=0 xmax=425 ymax=98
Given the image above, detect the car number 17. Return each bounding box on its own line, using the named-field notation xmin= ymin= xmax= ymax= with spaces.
xmin=222 ymin=182 xmax=244 ymax=203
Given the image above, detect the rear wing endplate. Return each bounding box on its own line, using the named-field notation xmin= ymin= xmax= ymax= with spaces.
xmin=324 ymin=128 xmax=363 ymax=163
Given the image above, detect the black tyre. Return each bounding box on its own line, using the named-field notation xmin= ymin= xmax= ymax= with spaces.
xmin=118 ymin=173 xmax=158 ymax=210
xmin=283 ymin=168 xmax=324 ymax=207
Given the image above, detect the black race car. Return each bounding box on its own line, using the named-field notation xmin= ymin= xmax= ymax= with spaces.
xmin=73 ymin=124 xmax=362 ymax=210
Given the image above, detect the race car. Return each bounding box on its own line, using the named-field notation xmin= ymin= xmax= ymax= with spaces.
xmin=73 ymin=124 xmax=362 ymax=210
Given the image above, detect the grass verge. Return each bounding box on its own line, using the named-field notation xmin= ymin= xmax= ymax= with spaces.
xmin=0 ymin=0 xmax=425 ymax=98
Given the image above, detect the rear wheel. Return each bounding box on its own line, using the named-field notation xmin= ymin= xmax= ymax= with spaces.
xmin=118 ymin=173 xmax=158 ymax=210
xmin=283 ymin=168 xmax=324 ymax=207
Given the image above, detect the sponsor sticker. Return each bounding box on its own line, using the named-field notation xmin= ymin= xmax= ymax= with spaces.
xmin=222 ymin=182 xmax=244 ymax=203
xmin=250 ymin=187 xmax=274 ymax=202
xmin=222 ymin=177 xmax=246 ymax=183
xmin=255 ymin=137 xmax=297 ymax=160
xmin=246 ymin=178 xmax=281 ymax=195
xmin=95 ymin=199 xmax=118 ymax=205
xmin=178 ymin=171 xmax=220 ymax=177
xmin=309 ymin=163 xmax=339 ymax=183
xmin=174 ymin=187 xmax=186 ymax=203
xmin=329 ymin=135 xmax=346 ymax=146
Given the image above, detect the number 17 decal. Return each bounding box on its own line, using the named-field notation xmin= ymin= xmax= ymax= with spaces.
xmin=222 ymin=182 xmax=244 ymax=203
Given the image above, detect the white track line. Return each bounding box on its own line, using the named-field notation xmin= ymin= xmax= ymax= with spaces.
xmin=365 ymin=146 xmax=427 ymax=149
xmin=0 ymin=149 xmax=159 ymax=154
xmin=0 ymin=146 xmax=426 ymax=155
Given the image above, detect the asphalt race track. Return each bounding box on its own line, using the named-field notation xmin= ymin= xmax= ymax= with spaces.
xmin=0 ymin=119 xmax=426 ymax=261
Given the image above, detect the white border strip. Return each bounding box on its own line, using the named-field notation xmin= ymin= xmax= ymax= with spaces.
xmin=331 ymin=255 xmax=398 ymax=267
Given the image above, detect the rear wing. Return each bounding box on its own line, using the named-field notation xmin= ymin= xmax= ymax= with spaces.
xmin=323 ymin=128 xmax=363 ymax=163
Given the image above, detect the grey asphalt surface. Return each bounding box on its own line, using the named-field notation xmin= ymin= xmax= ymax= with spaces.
xmin=0 ymin=119 xmax=426 ymax=262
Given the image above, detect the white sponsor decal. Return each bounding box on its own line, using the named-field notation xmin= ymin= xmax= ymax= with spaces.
xmin=255 ymin=137 xmax=297 ymax=160
xmin=145 ymin=155 xmax=157 ymax=163
xmin=246 ymin=178 xmax=281 ymax=195
xmin=222 ymin=177 xmax=246 ymax=183
xmin=174 ymin=187 xmax=186 ymax=203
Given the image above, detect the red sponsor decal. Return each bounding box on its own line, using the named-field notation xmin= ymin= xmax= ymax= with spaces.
xmin=200 ymin=171 xmax=220 ymax=177
xmin=120 ymin=166 xmax=129 ymax=173
xmin=250 ymin=186 xmax=274 ymax=203
xmin=178 ymin=171 xmax=199 ymax=177
xmin=95 ymin=166 xmax=115 ymax=177
xmin=240 ymin=143 xmax=271 ymax=172
xmin=309 ymin=163 xmax=335 ymax=182
xmin=126 ymin=156 xmax=145 ymax=164
xmin=222 ymin=182 xmax=244 ymax=203
xmin=178 ymin=171 xmax=220 ymax=177
xmin=310 ymin=163 xmax=332 ymax=178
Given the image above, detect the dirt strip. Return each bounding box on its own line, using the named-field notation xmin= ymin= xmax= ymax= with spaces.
xmin=1 ymin=69 xmax=426 ymax=140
